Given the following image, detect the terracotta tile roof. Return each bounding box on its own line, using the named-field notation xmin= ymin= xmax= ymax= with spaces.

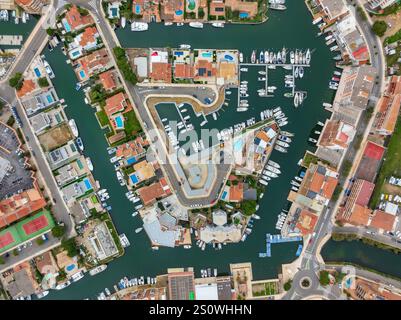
xmin=363 ymin=141 xmax=385 ymax=161
xmin=370 ymin=210 xmax=396 ymax=232
xmin=137 ymin=179 xmax=171 ymax=206
xmin=99 ymin=70 xmax=117 ymax=91
xmin=229 ymin=183 xmax=243 ymax=202
xmin=195 ymin=60 xmax=216 ymax=78
xmin=322 ymin=176 xmax=338 ymax=199
xmin=150 ymin=62 xmax=172 ymax=83
xmin=17 ymin=79 xmax=36 ymax=98
xmin=296 ymin=209 xmax=318 ymax=235
xmin=309 ymin=172 xmax=325 ymax=194
xmin=355 ymin=180 xmax=375 ymax=207
xmin=78 ymin=26 xmax=99 ymax=47
xmin=116 ymin=136 xmax=149 ymax=159
xmin=174 ymin=64 xmax=194 ymax=79
xmin=348 ymin=204 xmax=371 ymax=226
xmin=65 ymin=5 xmax=94 ymax=32
xmin=0 ymin=188 xmax=47 ymax=228
xmin=104 ymin=92 xmax=128 ymax=117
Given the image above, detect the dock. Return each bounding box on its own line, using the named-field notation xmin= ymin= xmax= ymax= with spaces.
xmin=0 ymin=35 xmax=23 ymax=46
xmin=259 ymin=233 xmax=303 ymax=258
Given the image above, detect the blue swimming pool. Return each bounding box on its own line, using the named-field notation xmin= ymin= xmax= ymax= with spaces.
xmin=66 ymin=263 xmax=76 ymax=272
xmin=83 ymin=178 xmax=92 ymax=190
xmin=71 ymin=50 xmax=80 ymax=57
xmin=126 ymin=156 xmax=137 ymax=165
xmin=175 ymin=51 xmax=184 ymax=56
xmin=115 ymin=115 xmax=124 ymax=129
xmin=135 ymin=5 xmax=141 ymax=14
xmin=175 ymin=10 xmax=183 ymax=15
xmin=239 ymin=12 xmax=249 ymax=19
xmin=234 ymin=139 xmax=243 ymax=152
xmin=79 ymin=70 xmax=86 ymax=79
xmin=62 ymin=20 xmax=71 ymax=33
xmin=130 ymin=174 xmax=139 ymax=184
xmin=46 ymin=95 xmax=54 ymax=104
xmin=224 ymin=54 xmax=233 ymax=61
xmin=202 ymin=52 xmax=212 ymax=58
xmin=34 ymin=67 xmax=41 ymax=78
xmin=221 ymin=191 xmax=228 ymax=200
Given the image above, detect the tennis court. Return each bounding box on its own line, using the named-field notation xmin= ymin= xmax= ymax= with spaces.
xmin=0 ymin=227 xmax=21 ymax=254
xmin=16 ymin=210 xmax=55 ymax=241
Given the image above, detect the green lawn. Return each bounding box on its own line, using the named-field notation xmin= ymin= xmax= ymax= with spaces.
xmin=96 ymin=110 xmax=110 ymax=128
xmin=124 ymin=110 xmax=142 ymax=138
xmin=370 ymin=117 xmax=401 ymax=208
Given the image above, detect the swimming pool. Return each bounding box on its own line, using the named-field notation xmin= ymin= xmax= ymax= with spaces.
xmin=224 ymin=54 xmax=233 ymax=61
xmin=71 ymin=49 xmax=81 ymax=57
xmin=135 ymin=5 xmax=141 ymax=15
xmin=221 ymin=190 xmax=228 ymax=200
xmin=62 ymin=20 xmax=71 ymax=33
xmin=202 ymin=52 xmax=212 ymax=58
xmin=83 ymin=178 xmax=92 ymax=190
xmin=46 ymin=95 xmax=54 ymax=104
xmin=126 ymin=156 xmax=137 ymax=165
xmin=234 ymin=139 xmax=243 ymax=152
xmin=239 ymin=12 xmax=249 ymax=19
xmin=130 ymin=174 xmax=139 ymax=184
xmin=79 ymin=70 xmax=86 ymax=79
xmin=175 ymin=10 xmax=183 ymax=15
xmin=114 ymin=115 xmax=124 ymax=129
xmin=66 ymin=263 xmax=76 ymax=272
xmin=174 ymin=51 xmax=184 ymax=57
xmin=33 ymin=67 xmax=41 ymax=78
xmin=188 ymin=0 xmax=196 ymax=10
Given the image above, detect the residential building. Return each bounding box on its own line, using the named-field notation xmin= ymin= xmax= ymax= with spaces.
xmin=149 ymin=49 xmax=172 ymax=83
xmin=67 ymin=26 xmax=100 ymax=59
xmin=54 ymin=156 xmax=89 ymax=187
xmin=355 ymin=141 xmax=385 ymax=183
xmin=29 ymin=107 xmax=65 ymax=134
xmin=137 ymin=178 xmax=171 ymax=206
xmin=128 ymin=160 xmax=155 ymax=187
xmin=367 ymin=0 xmax=398 ymax=10
xmin=115 ymin=136 xmax=149 ymax=166
xmin=73 ymin=48 xmax=112 ymax=82
xmin=167 ymin=269 xmax=195 ymax=300
xmin=14 ymin=0 xmax=47 ymax=14
xmin=225 ymin=0 xmax=259 ymax=19
xmin=295 ymin=209 xmax=319 ymax=235
xmin=62 ymin=4 xmax=94 ymax=33
xmin=316 ymin=0 xmax=349 ymax=23
xmin=98 ymin=69 xmax=119 ymax=92
xmin=47 ymin=140 xmax=80 ymax=170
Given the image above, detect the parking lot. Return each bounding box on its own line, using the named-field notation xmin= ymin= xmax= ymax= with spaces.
xmin=0 ymin=122 xmax=33 ymax=200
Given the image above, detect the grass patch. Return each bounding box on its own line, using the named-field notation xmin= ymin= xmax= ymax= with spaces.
xmin=370 ymin=117 xmax=401 ymax=208
xmin=96 ymin=110 xmax=110 ymax=128
xmin=124 ymin=110 xmax=142 ymax=138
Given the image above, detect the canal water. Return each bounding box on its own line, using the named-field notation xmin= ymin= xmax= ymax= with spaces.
xmin=42 ymin=1 xmax=337 ymax=299
xmin=322 ymin=239 xmax=401 ymax=279
xmin=0 ymin=15 xmax=38 ymax=50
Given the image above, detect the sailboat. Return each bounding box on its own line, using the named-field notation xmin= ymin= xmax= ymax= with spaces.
xmin=251 ymin=50 xmax=256 ymax=63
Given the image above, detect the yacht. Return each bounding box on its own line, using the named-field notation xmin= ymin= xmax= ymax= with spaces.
xmin=189 ymin=22 xmax=203 ymax=29
xmin=212 ymin=22 xmax=224 ymax=28
xmin=251 ymin=50 xmax=256 ymax=63
xmin=36 ymin=291 xmax=49 ymax=299
xmin=89 ymin=264 xmax=107 ymax=276
xmin=135 ymin=227 xmax=143 ymax=234
xmin=164 ymin=22 xmax=173 ymax=26
xmin=131 ymin=22 xmax=149 ymax=31
xmin=268 ymin=160 xmax=280 ymax=168
xmin=259 ymin=179 xmax=268 ymax=186
xmin=274 ymin=145 xmax=288 ymax=153
xmin=179 ymin=44 xmax=191 ymax=49
xmin=76 ymin=137 xmax=84 ymax=151
xmin=239 ymin=52 xmax=243 ymax=63
xmin=68 ymin=119 xmax=79 ymax=137
xmin=86 ymin=157 xmax=94 ymax=171
xmin=299 ymin=66 xmax=304 ymax=78
xmin=121 ymin=17 xmax=126 ymax=28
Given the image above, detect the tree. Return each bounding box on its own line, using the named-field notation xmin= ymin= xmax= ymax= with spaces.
xmin=9 ymin=72 xmax=24 ymax=90
xmin=46 ymin=28 xmax=56 ymax=36
xmin=372 ymin=21 xmax=387 ymax=37
xmin=240 ymin=200 xmax=257 ymax=216
xmin=319 ymin=270 xmax=330 ymax=286
xmin=52 ymin=225 xmax=66 ymax=238
xmin=283 ymin=280 xmax=292 ymax=291
xmin=36 ymin=238 xmax=45 ymax=246
xmin=38 ymin=77 xmax=49 ymax=88
xmin=0 ymin=256 xmax=5 ymax=264
xmin=61 ymin=238 xmax=79 ymax=257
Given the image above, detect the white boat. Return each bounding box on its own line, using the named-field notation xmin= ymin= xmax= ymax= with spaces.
xmin=299 ymin=67 xmax=304 ymax=78
xmin=312 ymin=16 xmax=323 ymax=25
xmin=294 ymin=176 xmax=303 ymax=182
xmin=274 ymin=145 xmax=288 ymax=153
xmin=43 ymin=60 xmax=55 ymax=78
xmin=76 ymin=137 xmax=84 ymax=151
xmin=71 ymin=271 xmax=85 ymax=282
xmin=276 ymin=140 xmax=289 ymax=148
xmin=121 ymin=17 xmax=126 ymax=28
xmin=330 ymin=45 xmax=339 ymax=52
xmin=251 ymin=50 xmax=256 ymax=64
xmin=305 ymin=49 xmax=311 ymax=65
xmin=309 ymin=138 xmax=318 ymax=143
xmin=291 ymin=180 xmax=301 ymax=187
xmin=189 ymin=22 xmax=203 ymax=29
xmin=294 ymin=67 xmax=299 ymax=78
xmin=278 ymin=135 xmax=291 ymax=143
xmin=259 ymin=179 xmax=268 ymax=186
xmin=176 ymin=22 xmax=184 ymax=26
xmin=179 ymin=44 xmax=191 ymax=49
xmin=268 ymin=160 xmax=280 ymax=168
xmin=263 ymin=170 xmax=278 ymax=178
xmin=68 ymin=119 xmax=79 ymax=137
xmin=258 ymin=71 xmax=267 ymax=75
xmin=266 ymin=165 xmax=281 ymax=174
xmin=86 ymin=157 xmax=94 ymax=171
xmin=131 ymin=22 xmax=148 ymax=31
xmin=323 ymin=102 xmax=332 ymax=108
xmin=135 ymin=227 xmax=143 ymax=234
xmin=237 ymin=107 xmax=248 ymax=112
xmin=333 ymin=71 xmax=342 ymax=76
xmin=212 ymin=22 xmax=224 ymax=28
xmin=294 ymin=92 xmax=300 ymax=108
xmin=89 ymin=265 xmax=107 ymax=276
xmin=252 ymin=214 xmax=261 ymax=220
xmin=55 ymin=281 xmax=71 ymax=290
xmin=240 ymin=67 xmax=248 ymax=72
xmin=36 ymin=291 xmax=49 ymax=299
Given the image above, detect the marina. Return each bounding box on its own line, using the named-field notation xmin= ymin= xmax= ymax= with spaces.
xmin=39 ymin=1 xmax=340 ymax=299
xmin=258 ymin=234 xmax=303 ymax=258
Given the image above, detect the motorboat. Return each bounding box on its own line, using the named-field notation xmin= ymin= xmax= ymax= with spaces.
xmin=237 ymin=107 xmax=248 ymax=112
xmin=176 ymin=22 xmax=184 ymax=26
xmin=212 ymin=22 xmax=224 ymax=28
xmin=55 ymin=281 xmax=71 ymax=290
xmin=264 ymin=50 xmax=269 ymax=63
xmin=268 ymin=160 xmax=280 ymax=168
xmin=333 ymin=70 xmax=342 ymax=76
xmin=284 ymin=92 xmax=293 ymax=98
xmin=281 ymin=131 xmax=294 ymax=137
xmin=259 ymin=51 xmax=264 ymax=64
xmin=179 ymin=44 xmax=191 ymax=49
xmin=294 ymin=92 xmax=300 ymax=107
xmin=294 ymin=67 xmax=299 ymax=78
xmin=299 ymin=66 xmax=304 ymax=78
xmin=258 ymin=77 xmax=266 ymax=81
xmin=121 ymin=17 xmax=126 ymax=28
xmin=276 ymin=140 xmax=289 ymax=148
xmin=266 ymin=165 xmax=281 ymax=174
xmin=131 ymin=22 xmax=148 ymax=31
xmin=240 ymin=67 xmax=248 ymax=72
xmin=308 ymin=138 xmax=318 ymax=143
xmin=326 ymin=38 xmax=336 ymax=46
xmin=263 ymin=170 xmax=278 ymax=178
xmin=239 ymin=52 xmax=243 ymax=63
xmin=305 ymin=49 xmax=311 ymax=65
xmin=262 ymin=175 xmax=271 ymax=181
xmin=43 ymin=60 xmax=55 ymax=78
xmin=290 ymin=51 xmax=295 ymax=64
xmin=189 ymin=22 xmax=204 ymax=28
xmin=259 ymin=179 xmax=268 ymax=186
xmin=86 ymin=157 xmax=94 ymax=171
xmin=36 ymin=291 xmax=49 ymax=299
xmin=164 ymin=22 xmax=173 ymax=26
xmin=291 ymin=180 xmax=301 ymax=187
xmin=278 ymin=120 xmax=288 ymax=127
xmin=135 ymin=227 xmax=143 ymax=234
xmin=312 ymin=16 xmax=323 ymax=25
xmin=76 ymin=137 xmax=84 ymax=151
xmin=258 ymin=71 xmax=267 ymax=75
xmin=330 ymin=45 xmax=339 ymax=51
xmin=251 ymin=50 xmax=256 ymax=63
xmin=294 ymin=176 xmax=303 ymax=182
xmin=68 ymin=119 xmax=79 ymax=137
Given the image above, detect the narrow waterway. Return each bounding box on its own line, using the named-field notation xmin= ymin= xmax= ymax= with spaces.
xmin=322 ymin=239 xmax=401 ymax=279
xmin=42 ymin=1 xmax=337 ymax=299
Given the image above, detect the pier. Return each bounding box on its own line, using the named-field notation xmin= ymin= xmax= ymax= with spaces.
xmin=259 ymin=233 xmax=303 ymax=258
xmin=0 ymin=35 xmax=23 ymax=46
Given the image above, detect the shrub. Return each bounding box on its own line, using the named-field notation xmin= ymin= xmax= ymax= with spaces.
xmin=38 ymin=77 xmax=49 ymax=88
xmin=372 ymin=21 xmax=387 ymax=37
xmin=9 ymin=72 xmax=24 ymax=90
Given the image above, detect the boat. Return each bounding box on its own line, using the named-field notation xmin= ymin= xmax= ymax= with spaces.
xmin=212 ymin=22 xmax=224 ymax=28
xmin=291 ymin=180 xmax=301 ymax=187
xmin=86 ymin=157 xmax=94 ymax=171
xmin=239 ymin=52 xmax=243 ymax=63
xmin=296 ymin=244 xmax=303 ymax=257
xmin=284 ymin=92 xmax=293 ymax=98
xmin=189 ymin=22 xmax=203 ymax=29
xmin=291 ymin=186 xmax=299 ymax=191
xmin=333 ymin=54 xmax=342 ymax=61
xmin=264 ymin=50 xmax=269 ymax=63
xmin=259 ymin=51 xmax=264 ymax=64
xmin=121 ymin=17 xmax=126 ymax=28
xmin=36 ymin=290 xmax=49 ymax=299
xmin=266 ymin=165 xmax=281 ymax=174
xmin=305 ymin=49 xmax=311 ymax=65
xmin=237 ymin=107 xmax=248 ymax=112
xmin=258 ymin=71 xmax=267 ymax=75
xmin=43 ymin=60 xmax=55 ymax=78
xmin=76 ymin=137 xmax=84 ymax=151
xmin=55 ymin=281 xmax=71 ymax=290
xmin=299 ymin=66 xmax=304 ymax=78
xmin=294 ymin=92 xmax=299 ymax=107
xmin=71 ymin=271 xmax=85 ymax=282
xmin=259 ymin=179 xmax=268 ymax=186
xmin=278 ymin=120 xmax=288 ymax=127
xmin=68 ymin=119 xmax=79 ymax=137
xmin=183 ymin=245 xmax=192 ymax=249
xmin=294 ymin=176 xmax=303 ymax=182
xmin=330 ymin=45 xmax=339 ymax=52
xmin=298 ymin=92 xmax=304 ymax=105
xmin=263 ymin=170 xmax=278 ymax=178
xmin=294 ymin=66 xmax=299 ymax=78
xmin=270 ymin=3 xmax=287 ymax=10
xmin=333 ymin=70 xmax=342 ymax=76
xmin=179 ymin=44 xmax=191 ymax=49
xmin=258 ymin=77 xmax=266 ymax=81
xmin=312 ymin=16 xmax=323 ymax=25
xmin=89 ymin=264 xmax=108 ymax=276
xmin=290 ymin=51 xmax=295 ymax=64
xmin=135 ymin=227 xmax=143 ymax=234
xmin=176 ymin=22 xmax=184 ymax=26
xmin=326 ymin=38 xmax=336 ymax=46
xmin=308 ymin=138 xmax=318 ymax=143
xmin=281 ymin=130 xmax=294 ymax=137
xmin=274 ymin=145 xmax=288 ymax=153
xmin=251 ymin=50 xmax=256 ymax=64
xmin=268 ymin=160 xmax=280 ymax=168
xmin=131 ymin=22 xmax=148 ymax=31
xmin=164 ymin=22 xmax=173 ymax=26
